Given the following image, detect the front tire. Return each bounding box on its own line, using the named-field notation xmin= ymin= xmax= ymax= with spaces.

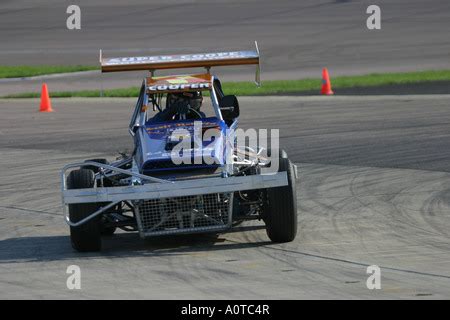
xmin=67 ymin=169 xmax=102 ymax=252
xmin=100 ymin=217 xmax=117 ymax=236
xmin=264 ymin=150 xmax=298 ymax=243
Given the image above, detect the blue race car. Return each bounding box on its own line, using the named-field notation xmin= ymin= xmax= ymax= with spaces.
xmin=61 ymin=46 xmax=298 ymax=252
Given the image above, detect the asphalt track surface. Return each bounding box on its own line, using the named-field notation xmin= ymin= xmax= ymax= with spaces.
xmin=1 ymin=0 xmax=450 ymax=95
xmin=1 ymin=95 xmax=450 ymax=299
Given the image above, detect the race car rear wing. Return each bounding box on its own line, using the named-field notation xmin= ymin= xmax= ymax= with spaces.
xmin=100 ymin=41 xmax=261 ymax=85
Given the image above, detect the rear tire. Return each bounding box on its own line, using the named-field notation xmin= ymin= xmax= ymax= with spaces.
xmin=67 ymin=169 xmax=102 ymax=252
xmin=264 ymin=150 xmax=298 ymax=243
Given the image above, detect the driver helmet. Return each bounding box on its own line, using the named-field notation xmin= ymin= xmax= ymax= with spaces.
xmin=166 ymin=91 xmax=203 ymax=111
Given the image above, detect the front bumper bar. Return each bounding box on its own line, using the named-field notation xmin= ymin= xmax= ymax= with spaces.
xmin=61 ymin=161 xmax=288 ymax=228
xmin=63 ymin=173 xmax=287 ymax=204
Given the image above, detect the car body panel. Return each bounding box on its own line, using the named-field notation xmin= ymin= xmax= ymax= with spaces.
xmin=137 ymin=117 xmax=227 ymax=174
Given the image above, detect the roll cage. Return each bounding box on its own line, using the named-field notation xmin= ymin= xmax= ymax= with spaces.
xmin=129 ymin=75 xmax=231 ymax=136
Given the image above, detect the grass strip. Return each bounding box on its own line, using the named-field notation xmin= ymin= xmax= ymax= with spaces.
xmin=3 ymin=70 xmax=450 ymax=98
xmin=0 ymin=65 xmax=98 ymax=79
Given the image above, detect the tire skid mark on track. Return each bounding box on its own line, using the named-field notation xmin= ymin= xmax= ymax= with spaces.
xmin=0 ymin=205 xmax=60 ymax=217
xmin=348 ymin=171 xmax=444 ymax=238
xmin=225 ymin=238 xmax=450 ymax=281
xmin=419 ymin=189 xmax=450 ymax=238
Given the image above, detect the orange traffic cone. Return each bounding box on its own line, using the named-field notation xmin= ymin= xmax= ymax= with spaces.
xmin=321 ymin=68 xmax=334 ymax=95
xmin=39 ymin=83 xmax=53 ymax=112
